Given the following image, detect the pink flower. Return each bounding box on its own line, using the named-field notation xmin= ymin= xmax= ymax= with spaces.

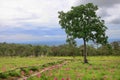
xmin=37 ymin=73 xmax=41 ymax=78
xmin=29 ymin=70 xmax=33 ymax=74
xmin=23 ymin=78 xmax=27 ymax=80
xmin=21 ymin=71 xmax=25 ymax=76
xmin=49 ymin=73 xmax=53 ymax=76
xmin=65 ymin=68 xmax=70 ymax=71
xmin=66 ymin=77 xmax=70 ymax=80
xmin=62 ymin=78 xmax=65 ymax=80
xmin=1 ymin=66 xmax=6 ymax=72
xmin=54 ymin=77 xmax=58 ymax=80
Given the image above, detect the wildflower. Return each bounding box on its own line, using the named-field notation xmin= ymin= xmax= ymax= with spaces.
xmin=1 ymin=66 xmax=6 ymax=72
xmin=54 ymin=77 xmax=58 ymax=80
xmin=29 ymin=70 xmax=33 ymax=74
xmin=37 ymin=73 xmax=41 ymax=78
xmin=49 ymin=72 xmax=53 ymax=76
xmin=21 ymin=71 xmax=25 ymax=76
xmin=23 ymin=78 xmax=27 ymax=80
xmin=65 ymin=68 xmax=70 ymax=71
xmin=66 ymin=77 xmax=70 ymax=80
xmin=62 ymin=78 xmax=64 ymax=80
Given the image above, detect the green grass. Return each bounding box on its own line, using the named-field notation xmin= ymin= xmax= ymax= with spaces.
xmin=0 ymin=56 xmax=120 ymax=80
xmin=27 ymin=56 xmax=120 ymax=80
xmin=0 ymin=56 xmax=68 ymax=72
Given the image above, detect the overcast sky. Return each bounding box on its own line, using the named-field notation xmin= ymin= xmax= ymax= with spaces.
xmin=0 ymin=0 xmax=120 ymax=43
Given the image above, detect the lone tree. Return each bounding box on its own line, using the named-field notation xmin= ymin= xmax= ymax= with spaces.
xmin=58 ymin=3 xmax=108 ymax=63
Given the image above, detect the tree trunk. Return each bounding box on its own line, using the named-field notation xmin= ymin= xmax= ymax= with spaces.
xmin=83 ymin=38 xmax=88 ymax=63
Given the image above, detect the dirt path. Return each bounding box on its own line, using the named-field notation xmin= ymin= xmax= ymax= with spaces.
xmin=18 ymin=61 xmax=68 ymax=80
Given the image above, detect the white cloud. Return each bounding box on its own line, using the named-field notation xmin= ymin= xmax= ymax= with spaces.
xmin=104 ymin=4 xmax=120 ymax=24
xmin=0 ymin=0 xmax=76 ymax=29
xmin=77 ymin=0 xmax=120 ymax=7
xmin=76 ymin=0 xmax=120 ymax=40
xmin=76 ymin=0 xmax=120 ymax=24
xmin=0 ymin=0 xmax=120 ymax=42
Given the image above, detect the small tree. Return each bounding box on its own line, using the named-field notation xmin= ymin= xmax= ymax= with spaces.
xmin=66 ymin=35 xmax=77 ymax=58
xmin=58 ymin=3 xmax=108 ymax=63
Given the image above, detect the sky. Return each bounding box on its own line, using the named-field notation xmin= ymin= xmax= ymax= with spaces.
xmin=0 ymin=0 xmax=120 ymax=44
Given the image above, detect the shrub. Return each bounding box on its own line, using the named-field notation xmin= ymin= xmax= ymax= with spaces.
xmin=0 ymin=72 xmax=9 ymax=79
xmin=20 ymin=68 xmax=29 ymax=75
xmin=29 ymin=66 xmax=39 ymax=71
xmin=9 ymin=71 xmax=20 ymax=77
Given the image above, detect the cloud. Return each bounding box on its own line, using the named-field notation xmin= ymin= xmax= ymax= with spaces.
xmin=0 ymin=0 xmax=75 ymax=29
xmin=76 ymin=0 xmax=120 ymax=40
xmin=0 ymin=0 xmax=120 ymax=43
xmin=0 ymin=0 xmax=75 ymax=42
xmin=77 ymin=0 xmax=120 ymax=7
xmin=76 ymin=0 xmax=120 ymax=24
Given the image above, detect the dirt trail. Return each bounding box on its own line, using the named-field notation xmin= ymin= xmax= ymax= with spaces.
xmin=18 ymin=61 xmax=68 ymax=80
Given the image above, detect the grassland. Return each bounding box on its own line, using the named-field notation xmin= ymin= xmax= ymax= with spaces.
xmin=0 ymin=56 xmax=120 ymax=80
xmin=28 ymin=56 xmax=120 ymax=80
xmin=0 ymin=57 xmax=68 ymax=72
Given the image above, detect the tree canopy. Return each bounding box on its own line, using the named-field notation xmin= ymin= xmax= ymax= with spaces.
xmin=58 ymin=3 xmax=108 ymax=63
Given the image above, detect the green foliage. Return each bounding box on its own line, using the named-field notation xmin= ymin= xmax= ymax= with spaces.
xmin=9 ymin=70 xmax=20 ymax=77
xmin=0 ymin=72 xmax=9 ymax=79
xmin=58 ymin=3 xmax=108 ymax=44
xmin=28 ymin=73 xmax=48 ymax=80
xmin=27 ymin=77 xmax=39 ymax=80
xmin=58 ymin=3 xmax=108 ymax=63
xmin=29 ymin=66 xmax=39 ymax=71
xmin=20 ymin=68 xmax=30 ymax=75
xmin=0 ymin=41 xmax=120 ymax=57
xmin=40 ymin=73 xmax=48 ymax=80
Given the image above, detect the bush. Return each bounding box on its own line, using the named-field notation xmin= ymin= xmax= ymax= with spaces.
xmin=9 ymin=71 xmax=20 ymax=77
xmin=20 ymin=68 xmax=29 ymax=75
xmin=0 ymin=72 xmax=9 ymax=79
xmin=29 ymin=66 xmax=39 ymax=71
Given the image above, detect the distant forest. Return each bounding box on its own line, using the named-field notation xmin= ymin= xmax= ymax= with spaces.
xmin=0 ymin=41 xmax=120 ymax=57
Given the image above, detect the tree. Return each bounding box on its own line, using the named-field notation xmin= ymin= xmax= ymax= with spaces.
xmin=33 ymin=46 xmax=41 ymax=57
xmin=97 ymin=44 xmax=112 ymax=56
xmin=111 ymin=41 xmax=120 ymax=50
xmin=66 ymin=35 xmax=77 ymax=58
xmin=111 ymin=41 xmax=120 ymax=55
xmin=58 ymin=3 xmax=108 ymax=63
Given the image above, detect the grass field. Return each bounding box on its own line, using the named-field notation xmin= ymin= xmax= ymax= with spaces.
xmin=28 ymin=56 xmax=120 ymax=80
xmin=0 ymin=56 xmax=120 ymax=80
xmin=0 ymin=57 xmax=68 ymax=72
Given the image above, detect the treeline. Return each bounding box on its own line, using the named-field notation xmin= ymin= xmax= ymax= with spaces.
xmin=0 ymin=41 xmax=120 ymax=57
